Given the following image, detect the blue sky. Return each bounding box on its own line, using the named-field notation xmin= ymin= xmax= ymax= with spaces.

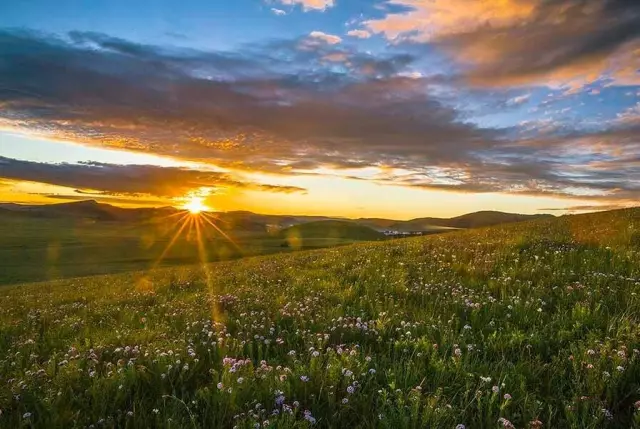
xmin=0 ymin=0 xmax=388 ymax=50
xmin=0 ymin=0 xmax=638 ymax=216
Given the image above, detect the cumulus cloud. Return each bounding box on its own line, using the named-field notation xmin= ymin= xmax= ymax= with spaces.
xmin=0 ymin=157 xmax=306 ymax=197
xmin=366 ymin=0 xmax=640 ymax=88
xmin=308 ymin=31 xmax=342 ymax=45
xmin=347 ymin=29 xmax=371 ymax=39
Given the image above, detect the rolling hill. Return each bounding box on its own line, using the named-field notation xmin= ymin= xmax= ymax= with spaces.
xmin=280 ymin=220 xmax=385 ymax=241
xmin=0 ymin=200 xmax=178 ymax=222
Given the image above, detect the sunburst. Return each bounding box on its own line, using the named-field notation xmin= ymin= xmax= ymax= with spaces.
xmin=182 ymin=196 xmax=209 ymax=214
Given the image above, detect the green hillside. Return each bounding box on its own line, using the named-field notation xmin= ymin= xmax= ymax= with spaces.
xmin=280 ymin=220 xmax=385 ymax=242
xmin=1 ymin=208 xmax=640 ymax=428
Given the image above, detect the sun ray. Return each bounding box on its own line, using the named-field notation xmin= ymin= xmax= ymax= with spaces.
xmin=152 ymin=214 xmax=192 ymax=269
xmin=200 ymin=212 xmax=243 ymax=254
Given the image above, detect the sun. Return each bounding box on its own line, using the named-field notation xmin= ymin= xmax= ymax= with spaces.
xmin=183 ymin=196 xmax=209 ymax=214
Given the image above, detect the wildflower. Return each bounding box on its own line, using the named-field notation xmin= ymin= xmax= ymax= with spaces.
xmin=152 ymin=409 xmax=160 ymax=414
xmin=303 ymin=410 xmax=316 ymax=424
xmin=529 ymin=420 xmax=543 ymax=428
xmin=454 ymin=348 xmax=462 ymax=357
xmin=347 ymin=385 xmax=355 ymax=394
xmin=237 ymin=377 xmax=244 ymax=384
xmin=492 ymin=386 xmax=500 ymax=393
xmin=342 ymin=398 xmax=349 ymax=404
xmin=456 ymin=425 xmax=466 ymax=429
xmin=300 ymin=375 xmax=309 ymax=382
xmin=217 ymin=382 xmax=224 ymax=390
xmin=23 ymin=412 xmax=32 ymax=419
xmin=503 ymin=393 xmax=512 ymax=400
xmin=498 ymin=417 xmax=515 ymax=428
xmin=634 ymin=400 xmax=640 ymax=410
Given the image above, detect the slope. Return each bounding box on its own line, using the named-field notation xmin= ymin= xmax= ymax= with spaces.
xmin=280 ymin=220 xmax=385 ymax=241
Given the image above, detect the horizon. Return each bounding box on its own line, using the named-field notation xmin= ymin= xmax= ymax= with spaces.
xmin=0 ymin=197 xmax=570 ymax=222
xmin=1 ymin=0 xmax=639 ymax=218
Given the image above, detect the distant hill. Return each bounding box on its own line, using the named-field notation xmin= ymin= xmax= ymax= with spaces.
xmin=0 ymin=200 xmax=178 ymax=222
xmin=280 ymin=220 xmax=384 ymax=241
xmin=360 ymin=211 xmax=553 ymax=232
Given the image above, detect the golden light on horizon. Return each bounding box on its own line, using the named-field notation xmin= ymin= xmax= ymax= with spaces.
xmin=182 ymin=196 xmax=209 ymax=214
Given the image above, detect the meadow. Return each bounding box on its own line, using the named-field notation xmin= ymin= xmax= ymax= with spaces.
xmin=0 ymin=216 xmax=378 ymax=285
xmin=1 ymin=208 xmax=640 ymax=428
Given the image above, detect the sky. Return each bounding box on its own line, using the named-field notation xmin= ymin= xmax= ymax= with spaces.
xmin=0 ymin=0 xmax=638 ymax=219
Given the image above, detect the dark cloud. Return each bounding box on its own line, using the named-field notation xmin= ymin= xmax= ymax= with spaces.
xmin=36 ymin=194 xmax=171 ymax=206
xmin=450 ymin=1 xmax=640 ymax=87
xmin=0 ymin=157 xmax=305 ymax=197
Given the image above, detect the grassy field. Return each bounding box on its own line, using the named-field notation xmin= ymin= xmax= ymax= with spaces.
xmin=1 ymin=208 xmax=640 ymax=428
xmin=0 ymin=216 xmax=379 ymax=285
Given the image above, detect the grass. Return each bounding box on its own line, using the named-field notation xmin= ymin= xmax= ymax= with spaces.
xmin=280 ymin=221 xmax=385 ymax=243
xmin=0 ymin=208 xmax=640 ymax=428
xmin=0 ymin=216 xmax=375 ymax=285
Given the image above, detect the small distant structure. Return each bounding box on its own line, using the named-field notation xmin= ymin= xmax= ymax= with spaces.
xmin=383 ymin=230 xmax=425 ymax=238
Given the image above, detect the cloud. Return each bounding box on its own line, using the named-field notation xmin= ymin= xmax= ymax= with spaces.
xmin=37 ymin=193 xmax=171 ymax=206
xmin=308 ymin=31 xmax=342 ymax=45
xmin=347 ymin=29 xmax=371 ymax=39
xmin=539 ymin=204 xmax=634 ymax=212
xmin=271 ymin=8 xmax=287 ymax=16
xmin=507 ymin=94 xmax=531 ymax=106
xmin=275 ymin=0 xmax=335 ymax=12
xmin=366 ymin=0 xmax=640 ymax=88
xmin=0 ymin=29 xmax=638 ymax=202
xmin=0 ymin=157 xmax=306 ymax=197
xmin=617 ymin=102 xmax=640 ymax=125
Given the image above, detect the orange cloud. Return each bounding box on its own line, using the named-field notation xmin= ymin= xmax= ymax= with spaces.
xmin=367 ymin=0 xmax=640 ymax=88
xmin=366 ymin=0 xmax=536 ymax=41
